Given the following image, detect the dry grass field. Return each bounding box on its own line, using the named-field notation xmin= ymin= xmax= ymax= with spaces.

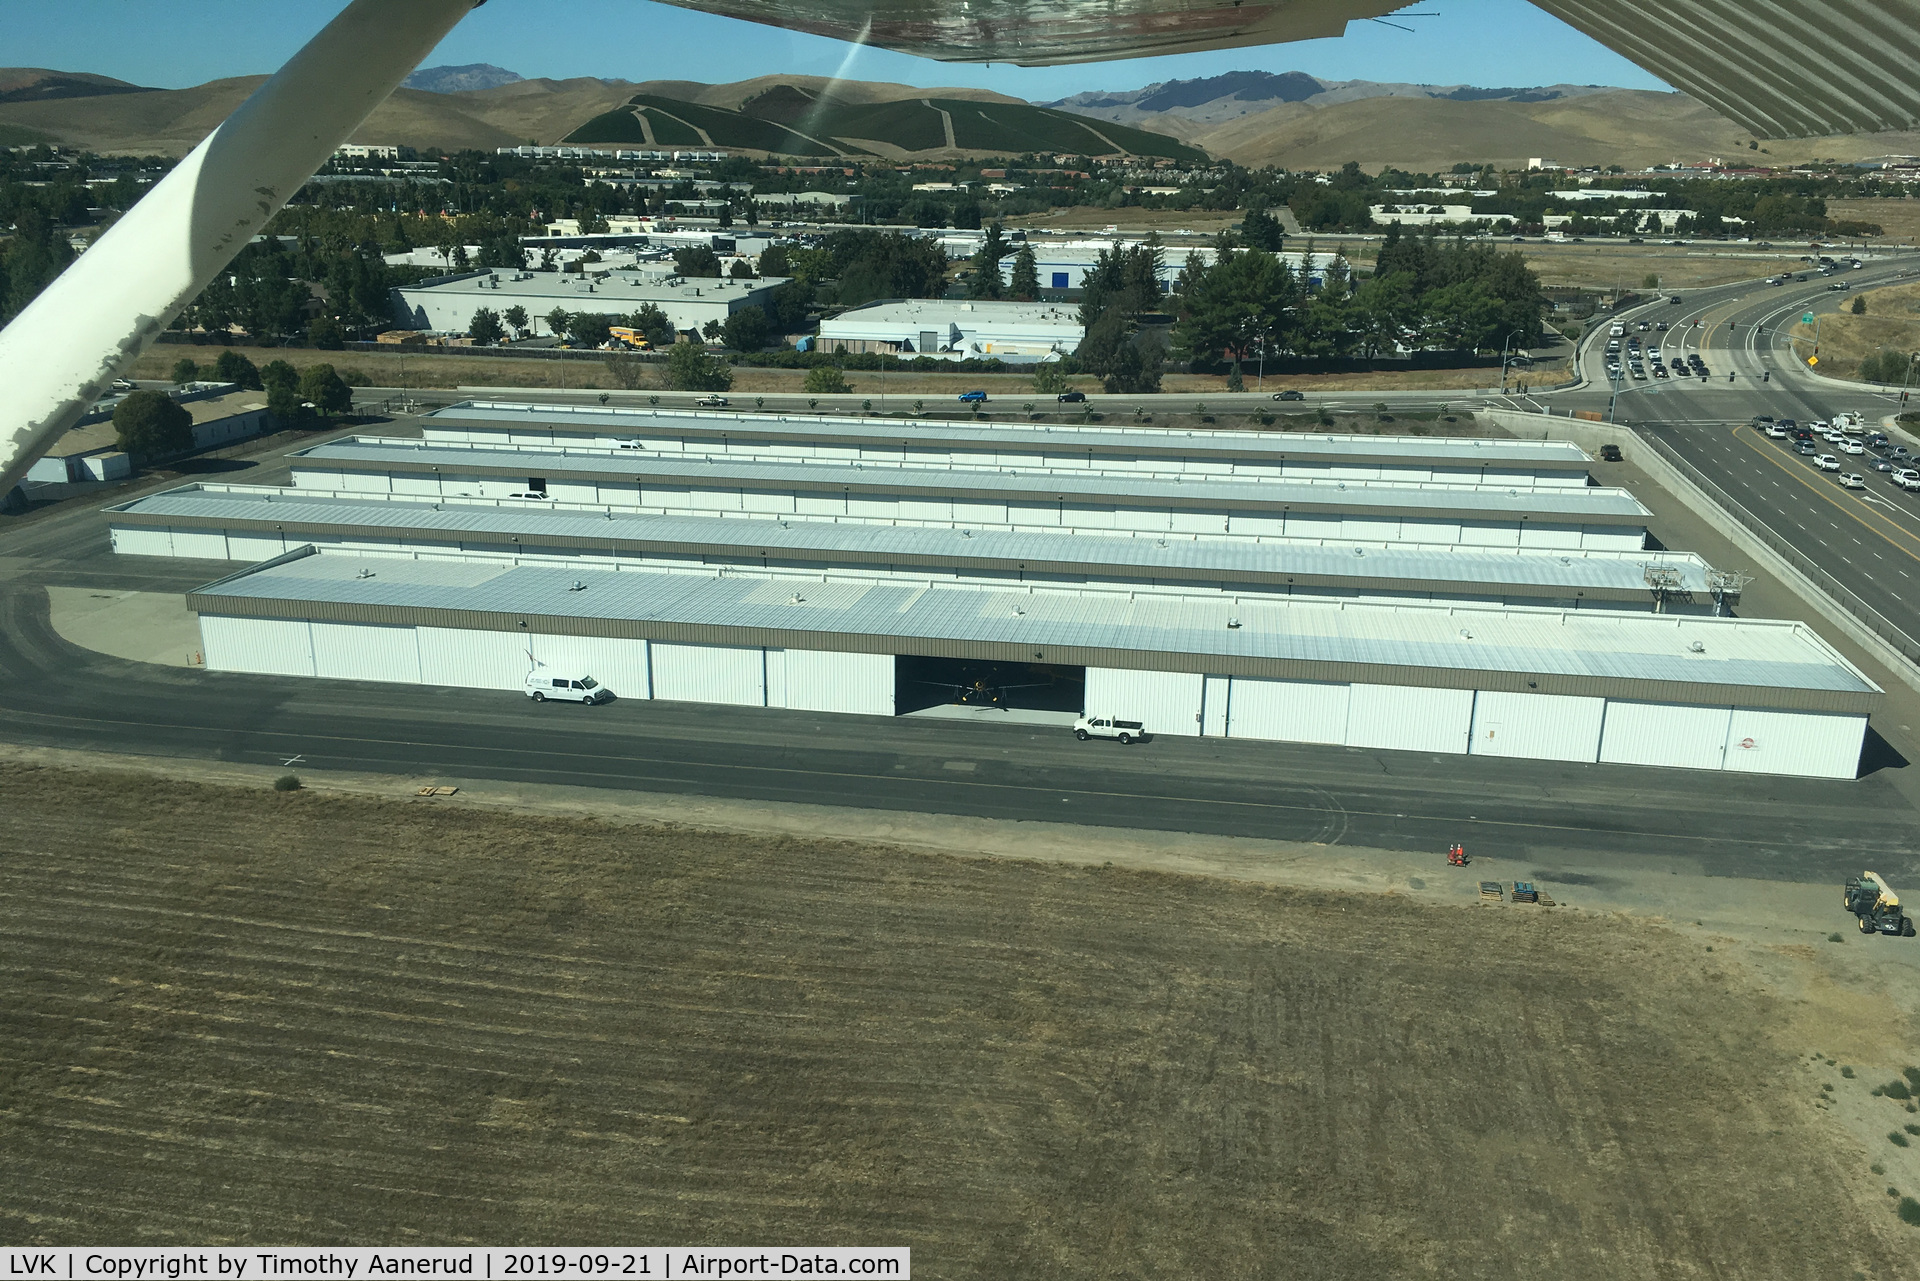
xmin=1787 ymin=278 xmax=1920 ymax=382
xmin=0 ymin=760 xmax=1912 ymax=1273
xmin=130 ymin=343 xmax=1549 ymax=398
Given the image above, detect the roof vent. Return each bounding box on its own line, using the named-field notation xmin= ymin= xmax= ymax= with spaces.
xmin=789 ymin=592 xmax=805 ymax=605
xmin=1354 ymin=547 xmax=1364 ymax=557
xmin=355 ymin=568 xmax=376 ymax=579
xmin=1459 ymin=628 xmax=1473 ymax=640
xmin=1227 ymin=616 xmax=1241 ymax=629
xmin=1688 ymin=640 xmax=1705 ymax=653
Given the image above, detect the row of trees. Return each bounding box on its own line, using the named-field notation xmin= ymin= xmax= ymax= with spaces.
xmin=111 ymin=355 xmax=357 ymax=460
xmin=1169 ymin=227 xmax=1546 ymax=372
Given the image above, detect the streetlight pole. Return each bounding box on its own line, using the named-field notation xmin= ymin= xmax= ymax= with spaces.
xmin=1500 ymin=330 xmax=1525 ymax=395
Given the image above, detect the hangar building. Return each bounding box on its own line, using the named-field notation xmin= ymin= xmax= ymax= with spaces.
xmin=103 ymin=402 xmax=1878 ymax=778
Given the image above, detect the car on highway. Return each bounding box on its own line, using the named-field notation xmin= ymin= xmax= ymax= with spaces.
xmin=1815 ymin=453 xmax=1842 ymax=471
xmin=1840 ymin=439 xmax=1866 ymax=454
xmin=1896 ymin=469 xmax=1920 ymax=490
xmin=694 ymin=395 xmax=730 ymax=407
xmin=1599 ymin=443 xmax=1623 ymax=462
xmin=1656 ymin=321 xmax=1670 ymax=331
xmin=1796 ymin=441 xmax=1818 ymax=455
xmin=1669 ymin=295 xmax=1683 ymax=304
xmin=1272 ymin=390 xmax=1304 ymax=401
xmin=1839 ymin=472 xmax=1866 ymax=489
xmin=958 ymin=390 xmax=987 ymax=403
xmin=1829 ymin=281 xmax=1852 ymax=290
xmin=1652 ymin=365 xmax=1669 ymax=379
xmin=1892 ymin=445 xmax=1913 ymax=460
xmin=1870 ymin=456 xmax=1895 ymax=472
xmin=1766 ymin=425 xmax=1789 ymax=438
xmin=1630 ymin=365 xmax=1647 ymax=379
xmin=1057 ymin=390 xmax=1087 ymax=402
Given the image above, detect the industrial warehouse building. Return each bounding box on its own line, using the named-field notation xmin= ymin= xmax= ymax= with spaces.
xmin=102 ymin=402 xmax=1882 ymax=779
xmin=816 ymin=299 xmax=1086 ymax=363
xmin=390 ymin=268 xmax=790 ymax=338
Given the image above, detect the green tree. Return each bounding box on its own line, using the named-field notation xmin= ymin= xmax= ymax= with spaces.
xmin=1641 ymin=273 xmax=1660 ymax=290
xmin=626 ymin=303 xmax=676 ymax=348
xmin=1242 ymin=207 xmax=1285 ymax=251
xmin=803 ymin=364 xmax=851 ymax=394
xmin=170 ymin=357 xmax=200 ymax=386
xmin=261 ymin=359 xmax=299 ymax=395
xmin=544 ymin=307 xmax=570 ymax=339
xmin=1031 ymin=361 xmax=1069 ymax=396
xmin=503 ymin=305 xmax=530 ymax=338
xmin=720 ymin=305 xmax=769 ymax=352
xmin=468 ymin=307 xmax=505 ymax=345
xmin=267 ymin=384 xmax=308 ymax=426
xmin=1851 ymin=295 xmax=1867 ymax=315
xmin=564 ymin=312 xmax=615 ymax=348
xmin=212 ymin=349 xmax=262 ymax=389
xmin=729 ymin=259 xmax=754 ymax=279
xmin=298 ymin=363 xmax=353 ymax=416
xmin=758 ymin=243 xmax=791 ymax=277
xmin=675 ymin=245 xmax=722 ymax=277
xmin=702 ymin=319 xmax=725 ymax=342
xmin=666 ymin=343 xmax=734 ymax=392
xmin=1009 ymin=245 xmax=1040 ymax=302
xmin=112 ymin=390 xmax=193 ymax=460
xmin=967 ymin=222 xmax=1011 ymax=300
xmin=308 ymin=315 xmax=345 ymax=349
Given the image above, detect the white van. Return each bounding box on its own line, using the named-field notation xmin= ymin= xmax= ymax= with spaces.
xmin=1608 ymin=323 xmax=1625 ymax=338
xmin=525 ymin=671 xmax=612 ymax=704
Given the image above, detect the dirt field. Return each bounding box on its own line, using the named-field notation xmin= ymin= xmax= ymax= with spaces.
xmin=1828 ymin=198 xmax=1920 ymax=243
xmin=1 ymin=760 xmax=1914 ymax=1272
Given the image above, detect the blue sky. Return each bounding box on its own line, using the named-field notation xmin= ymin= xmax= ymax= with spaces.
xmin=12 ymin=0 xmax=1669 ymax=98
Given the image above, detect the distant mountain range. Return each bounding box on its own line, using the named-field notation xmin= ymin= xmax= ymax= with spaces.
xmin=1049 ymin=71 xmax=1615 ymax=129
xmin=5 ymin=64 xmax=1920 ymax=172
xmin=403 ymin=64 xmax=530 ymax=94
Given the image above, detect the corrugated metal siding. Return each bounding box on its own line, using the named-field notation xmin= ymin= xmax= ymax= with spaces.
xmin=1226 ymin=677 xmax=1351 ymax=746
xmin=1598 ymin=700 xmax=1733 ymax=771
xmin=1201 ymin=675 xmax=1231 ymax=736
xmin=311 ymin=621 xmax=421 ymax=684
xmin=418 ymin=626 xmax=530 ymax=691
xmin=200 ymin=615 xmax=315 ymax=677
xmin=651 ymin=641 xmax=766 ymax=706
xmin=1347 ymin=684 xmax=1474 ymax=754
xmin=529 ymin=634 xmax=652 ymax=701
xmin=227 ymin=532 xmax=289 ymax=561
xmin=1468 ymin=690 xmax=1605 ymax=763
xmin=111 ymin=526 xmax=174 ymax=557
xmin=170 ymin=528 xmax=230 ymax=559
xmin=780 ymin=649 xmax=895 ymax=715
xmin=1723 ymin=707 xmax=1866 ymax=780
xmin=1085 ymin=668 xmax=1203 ymax=736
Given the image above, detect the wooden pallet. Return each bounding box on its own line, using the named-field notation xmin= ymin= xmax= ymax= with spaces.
xmin=1479 ymin=881 xmax=1504 ymax=901
xmin=415 ymin=785 xmax=459 ymax=796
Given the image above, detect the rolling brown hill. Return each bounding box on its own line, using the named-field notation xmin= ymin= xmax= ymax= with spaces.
xmin=0 ymin=69 xmax=1023 ymax=156
xmin=1188 ymin=88 xmax=1920 ymax=171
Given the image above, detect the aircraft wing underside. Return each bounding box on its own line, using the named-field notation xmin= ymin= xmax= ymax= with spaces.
xmin=649 ymin=0 xmax=1920 ymax=139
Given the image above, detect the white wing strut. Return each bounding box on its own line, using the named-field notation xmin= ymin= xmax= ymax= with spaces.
xmin=0 ymin=0 xmax=480 ymax=499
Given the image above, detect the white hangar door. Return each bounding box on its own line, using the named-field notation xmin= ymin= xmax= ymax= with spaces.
xmin=1225 ymin=677 xmax=1352 ymax=746
xmin=1084 ymin=668 xmax=1203 ymax=737
xmin=1722 ymin=707 xmax=1867 ymax=780
xmin=1345 ymin=684 xmax=1474 ymax=755
xmin=1468 ymin=690 xmax=1606 ymax=763
xmin=1598 ymin=701 xmax=1733 ymax=771
xmin=310 ymin=622 xmax=422 ymax=685
xmin=771 ymin=649 xmax=895 ymax=716
xmin=651 ymin=642 xmax=766 ymax=707
xmin=200 ymin=616 xmax=316 ymax=677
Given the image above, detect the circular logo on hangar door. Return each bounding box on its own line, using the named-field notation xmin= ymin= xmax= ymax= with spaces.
xmin=1738 ymin=737 xmax=1756 ymax=751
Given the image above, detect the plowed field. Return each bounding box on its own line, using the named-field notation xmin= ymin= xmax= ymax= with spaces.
xmin=0 ymin=762 xmax=1907 ymax=1275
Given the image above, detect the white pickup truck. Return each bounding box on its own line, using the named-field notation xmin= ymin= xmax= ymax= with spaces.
xmin=1074 ymin=715 xmax=1146 ymax=744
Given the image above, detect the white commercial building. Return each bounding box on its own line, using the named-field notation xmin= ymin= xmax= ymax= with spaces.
xmin=817 ymin=299 xmax=1084 ymax=363
xmin=390 ymin=269 xmax=792 ymax=339
xmin=1002 ymin=238 xmax=1347 ymax=292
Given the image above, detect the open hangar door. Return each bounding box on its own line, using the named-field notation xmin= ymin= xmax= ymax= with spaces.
xmin=895 ymin=654 xmax=1086 ymax=715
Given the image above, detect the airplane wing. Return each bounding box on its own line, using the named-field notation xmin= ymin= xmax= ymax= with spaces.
xmin=651 ymin=0 xmax=1920 ymax=138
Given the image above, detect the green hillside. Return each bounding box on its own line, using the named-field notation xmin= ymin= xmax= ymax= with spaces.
xmin=563 ymin=85 xmax=1207 ymax=161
